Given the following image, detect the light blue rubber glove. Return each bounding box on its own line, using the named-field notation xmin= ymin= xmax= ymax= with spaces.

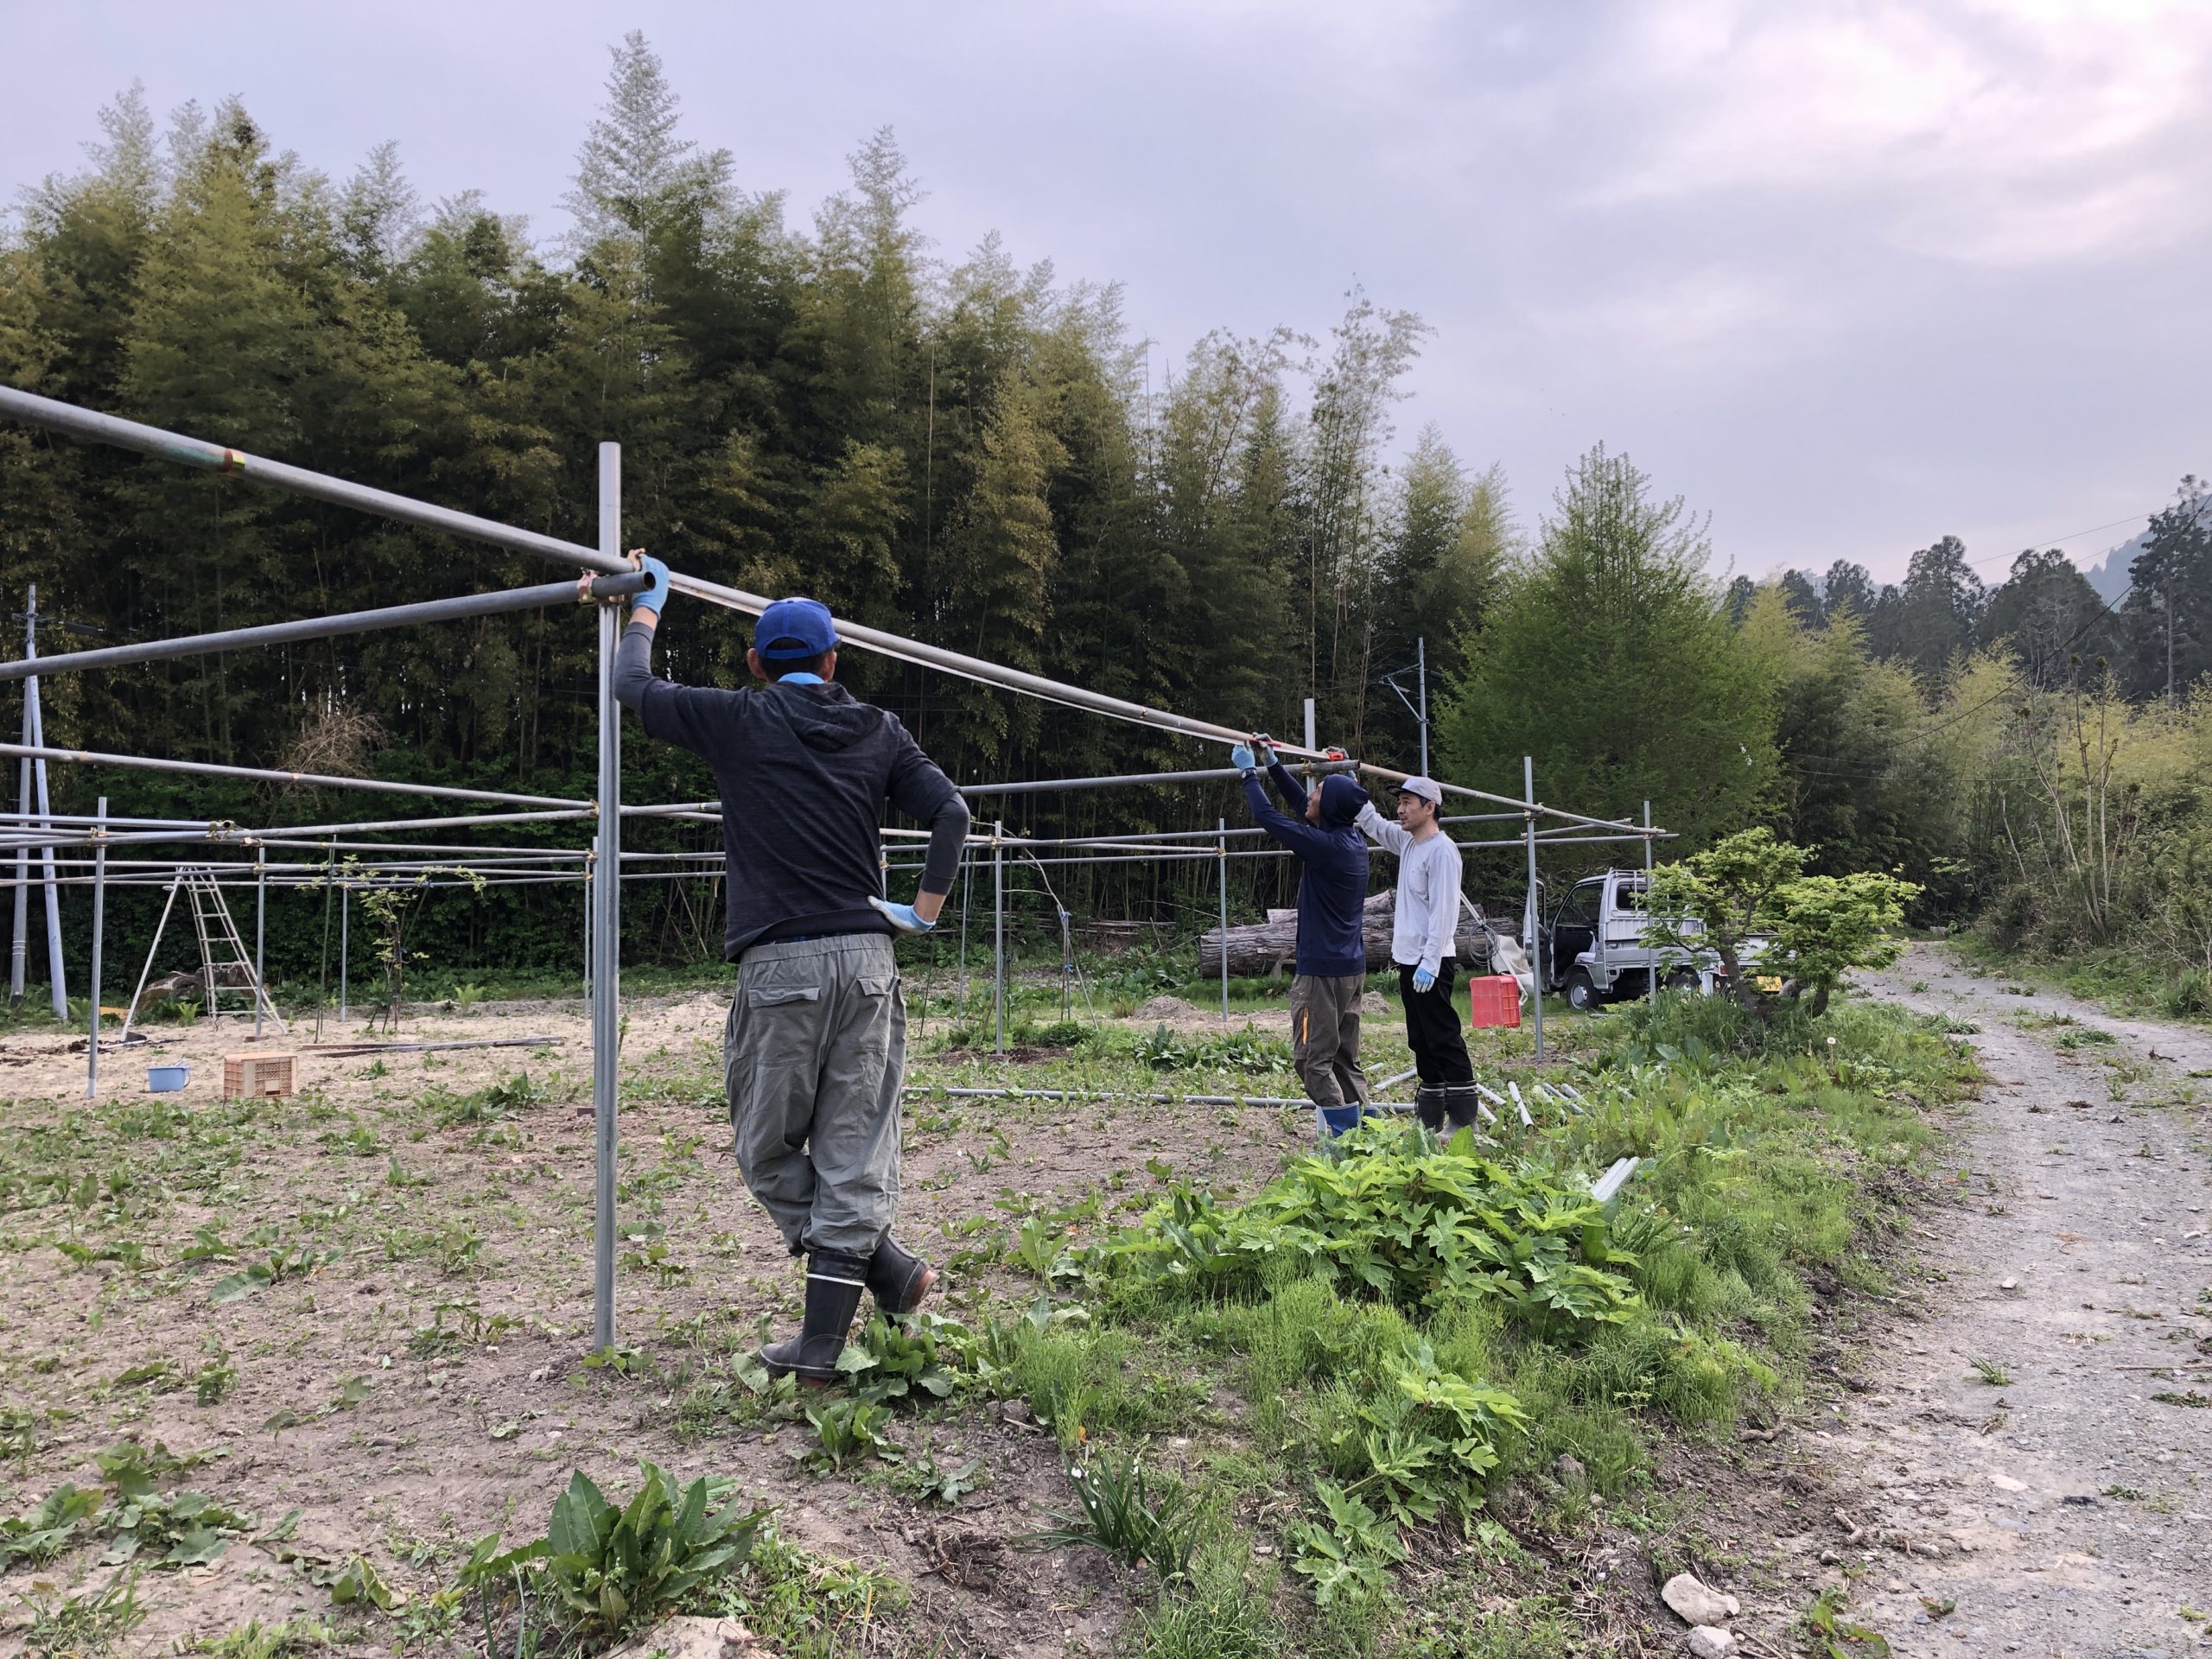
xmin=1412 ymin=964 xmax=1437 ymax=993
xmin=631 ymin=553 xmax=671 ymax=614
xmin=868 ymin=896 xmax=936 ymax=934
xmin=1230 ymin=743 xmax=1256 ymax=773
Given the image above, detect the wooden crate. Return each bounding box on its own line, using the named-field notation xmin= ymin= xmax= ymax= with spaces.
xmin=223 ymin=1052 xmax=296 ymax=1100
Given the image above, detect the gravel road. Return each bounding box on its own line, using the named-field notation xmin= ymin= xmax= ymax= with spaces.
xmin=1755 ymin=945 xmax=2212 ymax=1657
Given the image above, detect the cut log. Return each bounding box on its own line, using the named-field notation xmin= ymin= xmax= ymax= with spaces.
xmin=1198 ymin=889 xmax=1504 ymax=977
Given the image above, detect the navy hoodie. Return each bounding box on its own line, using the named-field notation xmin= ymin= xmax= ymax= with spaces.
xmin=614 ymin=622 xmax=966 ymax=960
xmin=1241 ymin=766 xmax=1370 ymax=977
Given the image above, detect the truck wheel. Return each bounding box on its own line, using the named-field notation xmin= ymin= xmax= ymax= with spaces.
xmin=1664 ymin=969 xmax=1700 ymax=992
xmin=1565 ymin=970 xmax=1599 ymax=1012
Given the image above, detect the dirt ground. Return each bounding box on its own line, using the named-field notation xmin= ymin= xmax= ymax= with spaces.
xmin=10 ymin=946 xmax=2209 ymax=1657
xmin=1730 ymin=945 xmax=2212 ymax=1658
xmin=0 ymin=989 xmax=1318 ymax=1657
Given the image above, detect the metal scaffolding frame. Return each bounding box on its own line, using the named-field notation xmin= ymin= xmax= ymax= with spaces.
xmin=0 ymin=382 xmax=1681 ymax=1357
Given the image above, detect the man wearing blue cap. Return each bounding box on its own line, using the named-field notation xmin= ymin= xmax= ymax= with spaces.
xmin=613 ymin=558 xmax=971 ymax=1383
xmin=1230 ymin=735 xmax=1371 ymax=1127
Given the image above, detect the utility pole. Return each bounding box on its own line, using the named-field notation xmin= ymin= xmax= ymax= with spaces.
xmin=1378 ymin=645 xmax=1432 ymax=778
xmin=1416 ymin=636 xmax=1428 ymax=778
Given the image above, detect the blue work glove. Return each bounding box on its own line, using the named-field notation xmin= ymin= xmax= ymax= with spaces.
xmin=631 ymin=553 xmax=671 ymax=613
xmin=1412 ymin=964 xmax=1438 ymax=993
xmin=868 ymin=896 xmax=936 ymax=934
xmin=1230 ymin=743 xmax=1257 ymax=773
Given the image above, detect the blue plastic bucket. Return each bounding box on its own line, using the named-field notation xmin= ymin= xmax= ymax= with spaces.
xmin=1316 ymin=1103 xmax=1363 ymax=1138
xmin=147 ymin=1065 xmax=190 ymax=1092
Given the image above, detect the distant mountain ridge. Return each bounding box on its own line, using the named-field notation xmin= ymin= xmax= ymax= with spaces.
xmin=2081 ymin=531 xmax=2145 ymax=606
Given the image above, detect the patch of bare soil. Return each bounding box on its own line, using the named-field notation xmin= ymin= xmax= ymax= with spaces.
xmin=0 ymin=989 xmax=1310 ymax=1657
xmin=1128 ymin=990 xmax=1392 ymax=1038
xmin=1726 ymin=945 xmax=2212 ymax=1657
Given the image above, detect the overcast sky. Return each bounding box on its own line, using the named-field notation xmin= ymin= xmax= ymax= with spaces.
xmin=6 ymin=0 xmax=2208 ymax=585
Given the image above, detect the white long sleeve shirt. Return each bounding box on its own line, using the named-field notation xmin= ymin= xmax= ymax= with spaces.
xmin=1356 ymin=804 xmax=1463 ymax=974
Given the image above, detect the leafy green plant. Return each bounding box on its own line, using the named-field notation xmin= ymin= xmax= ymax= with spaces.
xmin=13 ymin=1569 xmax=145 ymax=1654
xmin=1287 ymin=1479 xmax=1404 ymax=1606
xmin=835 ymin=1313 xmax=963 ymax=1404
xmin=1803 ymin=1587 xmax=1891 ymax=1657
xmin=1643 ymin=829 xmax=1917 ymax=1016
xmin=194 ymin=1615 xmax=333 ymax=1659
xmin=429 ymin=1071 xmax=546 ymax=1127
xmin=0 ymin=1483 xmax=105 ymax=1566
xmin=210 ymin=1243 xmax=338 ymax=1304
xmin=804 ymin=1398 xmax=898 ymax=1472
xmin=1967 ymin=1356 xmax=2012 ymax=1386
xmin=513 ymin=1464 xmax=765 ymax=1637
xmin=1133 ymin=1024 xmax=1293 ymax=1074
xmin=895 ymin=1448 xmax=983 ymax=1506
xmin=1028 ymin=1446 xmax=1200 ymax=1581
xmin=1097 ymin=1121 xmax=1638 ymax=1324
xmin=194 ymin=1345 xmax=237 ymax=1406
xmin=100 ymin=1489 xmax=252 ymax=1567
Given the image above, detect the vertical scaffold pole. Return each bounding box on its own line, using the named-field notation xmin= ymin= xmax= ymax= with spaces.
xmin=591 ymin=441 xmax=623 ymax=1356
xmin=1217 ymin=817 xmax=1230 ymax=1025
xmin=583 ymin=836 xmax=596 ymax=999
xmin=86 ymin=797 xmax=105 ymax=1097
xmin=25 ymin=594 xmax=65 ymax=1019
xmin=10 ymin=587 xmax=32 ymax=1007
xmin=253 ymin=849 xmax=267 ymax=1039
xmin=339 ymin=879 xmax=349 ymax=1023
xmin=1643 ymin=801 xmax=1656 ymax=1001
xmin=1524 ymin=755 xmax=1544 ymax=1064
xmin=994 ymin=825 xmax=1008 ymax=1051
xmin=1303 ymin=698 xmax=1316 ymax=753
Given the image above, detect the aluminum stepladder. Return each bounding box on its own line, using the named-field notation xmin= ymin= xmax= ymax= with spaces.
xmin=118 ymin=866 xmax=284 ymax=1039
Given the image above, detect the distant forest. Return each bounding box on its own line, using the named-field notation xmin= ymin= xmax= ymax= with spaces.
xmin=1 ymin=37 xmax=2205 ymax=995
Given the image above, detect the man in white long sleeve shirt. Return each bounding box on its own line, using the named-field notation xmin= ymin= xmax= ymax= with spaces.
xmin=1357 ymin=776 xmax=1478 ymax=1130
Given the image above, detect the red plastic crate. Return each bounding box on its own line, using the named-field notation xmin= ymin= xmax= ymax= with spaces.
xmin=1466 ymin=974 xmax=1521 ymax=1028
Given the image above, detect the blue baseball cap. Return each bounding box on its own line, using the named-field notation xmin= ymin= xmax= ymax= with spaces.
xmin=753 ymin=596 xmax=839 ymax=660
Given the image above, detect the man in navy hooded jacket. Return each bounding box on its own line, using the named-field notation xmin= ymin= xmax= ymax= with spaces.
xmin=1231 ymin=737 xmax=1371 ymax=1117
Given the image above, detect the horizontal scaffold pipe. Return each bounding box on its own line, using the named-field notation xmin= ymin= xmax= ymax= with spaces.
xmin=0 ymin=385 xmax=1331 ymax=762
xmin=0 ymin=574 xmax=650 ymax=683
xmin=903 ymin=1085 xmax=1421 ymax=1112
xmin=1356 ymin=761 xmax=1657 ymax=836
xmin=0 ymin=807 xmax=598 ymax=851
xmin=0 ymin=741 xmax=588 ymax=810
xmin=960 ymin=760 xmax=1357 ymax=798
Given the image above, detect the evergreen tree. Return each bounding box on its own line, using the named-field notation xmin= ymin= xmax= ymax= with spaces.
xmin=2126 ymin=475 xmax=2210 ymax=706
xmin=1435 ymin=444 xmax=1776 ymax=848
xmin=1891 ymin=534 xmax=1985 ymax=680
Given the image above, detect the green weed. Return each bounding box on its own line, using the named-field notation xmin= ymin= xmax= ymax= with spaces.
xmin=1029 ymin=1446 xmax=1202 ymax=1581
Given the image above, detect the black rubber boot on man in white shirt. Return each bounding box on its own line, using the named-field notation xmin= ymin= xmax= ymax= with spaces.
xmin=1414 ymin=1084 xmax=1448 ymax=1132
xmin=1442 ymin=1084 xmax=1483 ymax=1132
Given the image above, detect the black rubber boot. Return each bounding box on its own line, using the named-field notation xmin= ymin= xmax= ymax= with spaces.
xmin=760 ymin=1249 xmax=868 ymax=1386
xmin=1442 ymin=1084 xmax=1483 ymax=1131
xmin=865 ymin=1234 xmax=938 ymax=1317
xmin=1414 ymin=1084 xmax=1447 ymax=1132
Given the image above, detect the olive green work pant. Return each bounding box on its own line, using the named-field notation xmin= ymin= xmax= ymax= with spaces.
xmin=1290 ymin=971 xmax=1368 ymax=1112
xmin=722 ymin=933 xmax=906 ymax=1256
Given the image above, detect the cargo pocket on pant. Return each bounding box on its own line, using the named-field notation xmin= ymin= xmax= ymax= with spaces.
xmin=727 ymin=982 xmax=825 ymax=1163
xmin=747 ymin=986 xmax=823 ymax=1010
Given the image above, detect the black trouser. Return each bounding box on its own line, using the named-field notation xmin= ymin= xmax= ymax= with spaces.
xmin=1398 ymin=961 xmax=1473 ymax=1086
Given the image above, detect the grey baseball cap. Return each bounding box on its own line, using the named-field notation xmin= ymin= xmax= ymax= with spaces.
xmin=1396 ymin=776 xmax=1443 ymax=805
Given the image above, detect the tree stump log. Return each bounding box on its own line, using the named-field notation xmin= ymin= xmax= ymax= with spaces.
xmin=1198 ymin=889 xmax=1502 ymax=976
